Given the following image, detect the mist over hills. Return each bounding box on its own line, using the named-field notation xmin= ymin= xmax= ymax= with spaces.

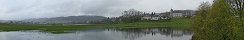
xmin=21 ymin=15 xmax=107 ymax=24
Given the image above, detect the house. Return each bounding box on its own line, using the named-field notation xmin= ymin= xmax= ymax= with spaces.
xmin=141 ymin=12 xmax=161 ymax=20
xmin=159 ymin=12 xmax=171 ymax=19
xmin=150 ymin=15 xmax=160 ymax=20
xmin=141 ymin=9 xmax=196 ymax=20
xmin=170 ymin=9 xmax=196 ymax=18
xmin=142 ymin=15 xmax=151 ymax=20
xmin=141 ymin=12 xmax=171 ymax=20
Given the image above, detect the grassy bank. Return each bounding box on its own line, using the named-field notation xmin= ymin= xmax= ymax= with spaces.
xmin=0 ymin=18 xmax=191 ymax=33
xmin=105 ymin=18 xmax=191 ymax=29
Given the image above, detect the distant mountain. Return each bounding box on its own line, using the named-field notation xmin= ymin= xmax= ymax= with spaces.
xmin=0 ymin=20 xmax=8 ymax=23
xmin=22 ymin=16 xmax=107 ymax=24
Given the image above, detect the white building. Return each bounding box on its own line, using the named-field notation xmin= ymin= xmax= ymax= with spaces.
xmin=170 ymin=9 xmax=196 ymax=18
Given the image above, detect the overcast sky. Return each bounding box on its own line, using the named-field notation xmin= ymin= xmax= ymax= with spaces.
xmin=0 ymin=0 xmax=213 ymax=20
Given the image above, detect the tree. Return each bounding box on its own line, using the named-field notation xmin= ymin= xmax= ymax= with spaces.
xmin=192 ymin=0 xmax=244 ymax=40
xmin=121 ymin=9 xmax=144 ymax=23
xmin=122 ymin=9 xmax=143 ymax=17
xmin=192 ymin=2 xmax=211 ymax=40
xmin=228 ymin=0 xmax=244 ymax=28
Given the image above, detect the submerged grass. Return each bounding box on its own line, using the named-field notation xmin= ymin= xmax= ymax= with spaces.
xmin=0 ymin=18 xmax=191 ymax=33
xmin=0 ymin=24 xmax=101 ymax=33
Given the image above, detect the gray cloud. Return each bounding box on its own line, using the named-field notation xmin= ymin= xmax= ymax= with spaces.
xmin=0 ymin=0 xmax=212 ymax=20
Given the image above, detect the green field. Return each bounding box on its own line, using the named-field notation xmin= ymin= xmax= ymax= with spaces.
xmin=0 ymin=18 xmax=191 ymax=33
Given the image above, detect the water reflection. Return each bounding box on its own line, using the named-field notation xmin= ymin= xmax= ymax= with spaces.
xmin=0 ymin=28 xmax=193 ymax=40
xmin=108 ymin=28 xmax=193 ymax=40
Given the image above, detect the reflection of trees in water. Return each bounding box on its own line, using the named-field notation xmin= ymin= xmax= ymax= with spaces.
xmin=107 ymin=28 xmax=146 ymax=40
xmin=107 ymin=28 xmax=193 ymax=40
xmin=159 ymin=28 xmax=172 ymax=36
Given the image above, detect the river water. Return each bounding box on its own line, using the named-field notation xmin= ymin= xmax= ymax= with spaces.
xmin=0 ymin=28 xmax=193 ymax=40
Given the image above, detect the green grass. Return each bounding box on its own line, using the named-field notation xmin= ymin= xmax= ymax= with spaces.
xmin=0 ymin=18 xmax=191 ymax=33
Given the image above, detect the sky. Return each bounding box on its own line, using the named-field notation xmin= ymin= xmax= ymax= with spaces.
xmin=0 ymin=0 xmax=213 ymax=20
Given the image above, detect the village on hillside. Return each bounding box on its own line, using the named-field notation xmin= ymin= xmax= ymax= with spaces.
xmin=106 ymin=9 xmax=197 ymax=23
xmin=0 ymin=9 xmax=197 ymax=24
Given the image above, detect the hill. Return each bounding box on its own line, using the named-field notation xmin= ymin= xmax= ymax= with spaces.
xmin=22 ymin=16 xmax=107 ymax=24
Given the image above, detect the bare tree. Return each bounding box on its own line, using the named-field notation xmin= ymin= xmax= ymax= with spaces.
xmin=121 ymin=9 xmax=144 ymax=22
xmin=122 ymin=9 xmax=143 ymax=17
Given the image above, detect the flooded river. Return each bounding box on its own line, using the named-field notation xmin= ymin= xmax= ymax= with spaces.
xmin=0 ymin=28 xmax=193 ymax=40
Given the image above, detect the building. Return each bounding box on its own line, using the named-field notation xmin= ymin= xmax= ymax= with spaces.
xmin=141 ymin=12 xmax=171 ymax=20
xmin=150 ymin=15 xmax=160 ymax=20
xmin=159 ymin=12 xmax=171 ymax=19
xmin=141 ymin=9 xmax=196 ymax=20
xmin=142 ymin=14 xmax=151 ymax=20
xmin=170 ymin=9 xmax=196 ymax=18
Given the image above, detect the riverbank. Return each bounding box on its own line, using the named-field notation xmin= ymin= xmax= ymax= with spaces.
xmin=105 ymin=18 xmax=191 ymax=29
xmin=0 ymin=18 xmax=191 ymax=33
